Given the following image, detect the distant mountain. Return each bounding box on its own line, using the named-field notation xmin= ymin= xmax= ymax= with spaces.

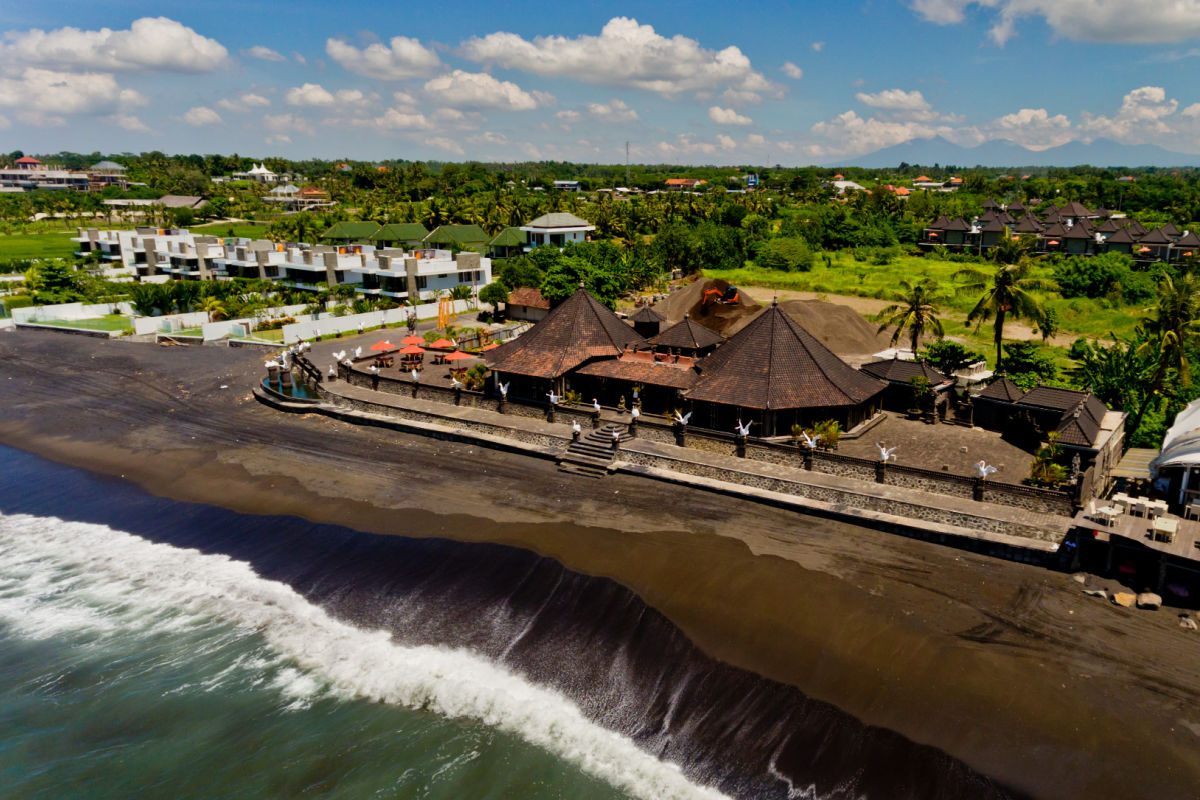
xmin=824 ymin=136 xmax=1200 ymax=169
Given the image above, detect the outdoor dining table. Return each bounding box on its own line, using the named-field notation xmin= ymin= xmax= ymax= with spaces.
xmin=1095 ymin=505 xmax=1120 ymax=526
xmin=1153 ymin=516 xmax=1180 ymax=543
xmin=1145 ymin=499 xmax=1169 ymax=520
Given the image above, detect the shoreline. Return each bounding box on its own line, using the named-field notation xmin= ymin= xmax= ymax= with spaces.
xmin=3 ymin=329 xmax=1200 ymax=798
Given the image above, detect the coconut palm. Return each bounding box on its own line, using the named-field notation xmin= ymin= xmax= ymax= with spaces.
xmin=875 ymin=279 xmax=945 ymax=354
xmin=955 ymin=261 xmax=1057 ymax=369
xmin=200 ymin=296 xmax=227 ymax=322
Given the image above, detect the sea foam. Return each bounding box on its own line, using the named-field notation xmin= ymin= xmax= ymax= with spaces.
xmin=0 ymin=511 xmax=731 ymax=800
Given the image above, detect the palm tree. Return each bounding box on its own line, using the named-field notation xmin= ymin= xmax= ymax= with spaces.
xmin=955 ymin=261 xmax=1057 ymax=369
xmin=875 ymin=279 xmax=945 ymax=354
xmin=201 ymin=296 xmax=227 ymax=322
xmin=1142 ymin=272 xmax=1200 ymax=383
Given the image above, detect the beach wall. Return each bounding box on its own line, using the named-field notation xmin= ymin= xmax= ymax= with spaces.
xmin=12 ymin=301 xmax=134 ymax=323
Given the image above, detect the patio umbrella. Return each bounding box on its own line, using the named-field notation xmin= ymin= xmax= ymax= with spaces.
xmin=399 ymin=344 xmax=426 ymax=355
xmin=429 ymin=338 xmax=456 ymax=348
xmin=400 ymin=335 xmax=425 ymax=345
xmin=480 ymin=342 xmax=500 ymax=351
xmin=369 ymin=340 xmax=395 ymax=351
xmin=444 ymin=350 xmax=473 ymax=361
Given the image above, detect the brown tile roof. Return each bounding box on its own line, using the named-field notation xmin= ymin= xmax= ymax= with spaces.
xmin=1018 ymin=385 xmax=1091 ymax=412
xmin=507 ymin=287 xmax=550 ymax=309
xmin=1064 ymin=222 xmax=1095 ymax=239
xmin=927 ymin=215 xmax=951 ymax=230
xmin=687 ymin=303 xmax=884 ymax=410
xmin=859 ymin=357 xmax=949 ymax=385
xmin=977 ymin=376 xmax=1024 ymax=403
xmin=1175 ymin=230 xmax=1200 ymax=248
xmin=942 ymin=216 xmax=970 ymax=231
xmin=486 ymin=287 xmax=645 ymax=378
xmin=1006 ymin=200 xmax=1026 ymax=213
xmin=1105 ymin=227 xmax=1135 ymax=244
xmin=1054 ymin=393 xmax=1108 ymax=447
xmin=1125 ymin=219 xmax=1148 ymax=235
xmin=981 ymin=198 xmax=1000 ymax=209
xmin=1139 ymin=227 xmax=1173 ymax=245
xmin=981 ymin=218 xmax=1007 ymax=233
xmin=1012 ymin=215 xmax=1044 ymax=233
xmin=1161 ymin=222 xmax=1182 ymax=237
xmin=575 ymin=351 xmax=699 ymax=390
xmin=648 ymin=315 xmax=725 ymax=351
xmin=1058 ymin=201 xmax=1092 ymax=217
xmin=629 ymin=305 xmax=665 ymax=324
xmin=1095 ymin=218 xmax=1120 ymax=233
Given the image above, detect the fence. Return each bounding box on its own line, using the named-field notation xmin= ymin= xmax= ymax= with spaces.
xmin=280 ymin=299 xmax=477 ymax=344
xmin=12 ymin=301 xmax=135 ymax=323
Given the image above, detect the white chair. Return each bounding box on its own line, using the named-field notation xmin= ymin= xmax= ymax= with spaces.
xmin=1185 ymin=502 xmax=1200 ymax=521
xmin=1129 ymin=499 xmax=1147 ymax=518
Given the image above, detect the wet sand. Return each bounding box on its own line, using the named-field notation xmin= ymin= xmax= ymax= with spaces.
xmin=2 ymin=328 xmax=1199 ymax=799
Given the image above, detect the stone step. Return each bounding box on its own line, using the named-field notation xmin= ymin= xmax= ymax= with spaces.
xmin=558 ymin=463 xmax=608 ymax=478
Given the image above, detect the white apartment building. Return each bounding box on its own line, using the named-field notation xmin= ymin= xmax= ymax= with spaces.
xmin=519 ymin=212 xmax=595 ymax=250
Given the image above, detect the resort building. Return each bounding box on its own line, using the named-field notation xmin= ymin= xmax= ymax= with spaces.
xmin=858 ymin=357 xmax=954 ymax=418
xmin=231 ymin=163 xmax=281 ymax=183
xmin=519 ymin=213 xmax=595 ymax=250
xmin=505 ymin=287 xmax=551 ymax=322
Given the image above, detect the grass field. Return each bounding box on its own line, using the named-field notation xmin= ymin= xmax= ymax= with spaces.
xmin=191 ymin=222 xmax=272 ymax=240
xmin=40 ymin=315 xmax=131 ymax=332
xmin=705 ymin=252 xmax=1144 ymax=342
xmin=0 ymin=232 xmax=78 ymax=261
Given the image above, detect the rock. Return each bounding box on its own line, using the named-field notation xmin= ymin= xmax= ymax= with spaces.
xmin=1083 ymin=588 xmax=1107 ymax=598
xmin=1072 ymin=573 xmax=1088 ymax=584
xmin=1111 ymin=592 xmax=1136 ymax=608
xmin=1181 ymin=617 xmax=1198 ymax=631
xmin=1137 ymin=592 xmax=1163 ymax=610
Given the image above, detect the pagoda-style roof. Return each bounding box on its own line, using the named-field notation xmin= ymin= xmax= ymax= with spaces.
xmin=1095 ymin=218 xmax=1120 ymax=233
xmin=370 ymin=223 xmax=428 ymax=242
xmin=1064 ymin=222 xmax=1095 ymax=239
xmin=1012 ymin=215 xmax=1044 ymax=233
xmin=977 ymin=376 xmax=1024 ymax=403
xmin=1174 ymin=230 xmax=1200 ymax=249
xmin=629 ymin=305 xmax=666 ymax=324
xmin=979 ymin=209 xmax=1000 ymax=223
xmin=1054 ymin=394 xmax=1108 ymax=447
xmin=1105 ymin=227 xmax=1136 ymax=244
xmin=485 ymin=287 xmax=644 ymax=379
xmin=687 ymin=303 xmax=884 ymax=411
xmin=927 ymin=215 xmax=951 ymax=230
xmin=1041 ymin=221 xmax=1069 ymax=238
xmin=1006 ymin=200 xmax=1026 ymax=213
xmin=648 ymin=315 xmax=725 ymax=351
xmin=1041 ymin=207 xmax=1062 ymax=222
xmin=1125 ymin=219 xmax=1148 ymax=235
xmin=1161 ymin=222 xmax=1182 ymax=237
xmin=981 ymin=218 xmax=1007 ymax=233
xmin=1092 ymin=207 xmax=1111 ymax=219
xmin=1139 ymin=227 xmax=1173 ymax=245
xmin=859 ymin=357 xmax=949 ymax=386
xmin=981 ymin=198 xmax=1000 ymax=209
xmin=942 ymin=216 xmax=970 ymax=231
xmin=1058 ymin=201 xmax=1092 ymax=218
xmin=1018 ymin=385 xmax=1093 ymax=412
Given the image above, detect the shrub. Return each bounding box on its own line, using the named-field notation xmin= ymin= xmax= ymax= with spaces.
xmin=755 ymin=237 xmax=814 ymax=272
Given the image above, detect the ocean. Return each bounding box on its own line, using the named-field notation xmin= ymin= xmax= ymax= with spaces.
xmin=0 ymin=446 xmax=1020 ymax=799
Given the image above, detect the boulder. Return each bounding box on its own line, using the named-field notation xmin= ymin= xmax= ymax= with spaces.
xmin=1111 ymin=592 xmax=1136 ymax=608
xmin=1180 ymin=616 xmax=1198 ymax=631
xmin=1137 ymin=593 xmax=1163 ymax=610
xmin=1072 ymin=574 xmax=1088 ymax=584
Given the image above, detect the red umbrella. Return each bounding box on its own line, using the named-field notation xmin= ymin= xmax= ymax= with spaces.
xmin=481 ymin=342 xmax=500 ymax=351
xmin=444 ymin=350 xmax=473 ymax=361
xmin=400 ymin=335 xmax=425 ymax=345
xmin=429 ymin=338 xmax=455 ymax=348
xmin=369 ymin=340 xmax=395 ymax=351
xmin=399 ymin=344 xmax=426 ymax=355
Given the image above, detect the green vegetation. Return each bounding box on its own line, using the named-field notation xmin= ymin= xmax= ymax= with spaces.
xmin=0 ymin=232 xmax=77 ymax=261
xmin=39 ymin=315 xmax=131 ymax=332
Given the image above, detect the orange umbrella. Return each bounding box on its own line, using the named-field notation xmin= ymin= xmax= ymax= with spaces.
xmin=444 ymin=350 xmax=473 ymax=361
xmin=481 ymin=342 xmax=500 ymax=351
xmin=399 ymin=344 xmax=426 ymax=355
xmin=369 ymin=340 xmax=395 ymax=351
xmin=400 ymin=335 xmax=424 ymax=345
xmin=429 ymin=338 xmax=455 ymax=348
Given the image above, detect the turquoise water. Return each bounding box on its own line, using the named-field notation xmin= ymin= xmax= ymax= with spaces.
xmin=0 ymin=509 xmax=719 ymax=800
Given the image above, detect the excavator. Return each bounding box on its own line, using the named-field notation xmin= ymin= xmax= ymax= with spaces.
xmin=701 ymin=284 xmax=740 ymax=306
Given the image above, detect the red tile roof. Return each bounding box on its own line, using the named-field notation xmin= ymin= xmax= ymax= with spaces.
xmin=575 ymin=351 xmax=699 ymax=390
xmin=507 ymin=287 xmax=550 ymax=309
xmin=648 ymin=316 xmax=725 ymax=351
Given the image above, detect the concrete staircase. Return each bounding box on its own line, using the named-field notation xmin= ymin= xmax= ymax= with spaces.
xmin=558 ymin=423 xmax=629 ymax=477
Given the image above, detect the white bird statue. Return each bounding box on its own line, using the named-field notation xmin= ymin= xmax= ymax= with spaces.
xmin=411 ymin=369 xmax=420 ymax=381
xmin=358 ymin=322 xmax=364 ymax=333
xmin=451 ymin=376 xmax=464 ymax=390
xmin=612 ymin=428 xmax=621 ymax=441
xmin=333 ymin=350 xmax=346 ymax=361
xmin=328 ymin=364 xmax=336 ymax=377
xmin=264 ymin=360 xmax=278 ymax=369
xmin=673 ymin=410 xmax=692 ymax=425
xmin=342 ymin=358 xmax=353 ymax=367
xmin=572 ymin=420 xmax=582 ymax=435
xmin=735 ymin=419 xmax=752 ymax=437
xmin=593 ymin=398 xmax=601 ymax=412
xmin=631 ymin=406 xmax=640 ymax=419
xmin=976 ymin=459 xmax=997 ymax=479
xmin=877 ymin=444 xmax=898 ymax=462
xmin=800 ymin=431 xmax=821 ymax=449
xmin=353 ymin=346 xmax=362 ymax=358
xmin=499 ymin=381 xmax=509 ymax=398
xmin=547 ymin=391 xmax=559 ymax=405
xmin=369 ymin=365 xmax=379 ymax=375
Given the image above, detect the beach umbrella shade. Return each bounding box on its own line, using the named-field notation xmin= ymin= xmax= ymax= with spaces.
xmin=401 ymin=335 xmax=425 ymax=345
xmin=429 ymin=338 xmax=456 ymax=348
xmin=399 ymin=344 xmax=426 ymax=355
xmin=369 ymin=341 xmax=395 ymax=351
xmin=481 ymin=342 xmax=500 ymax=351
xmin=444 ymin=350 xmax=473 ymax=361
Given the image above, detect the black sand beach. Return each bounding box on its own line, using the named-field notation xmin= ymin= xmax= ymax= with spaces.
xmin=3 ymin=328 xmax=1200 ymax=798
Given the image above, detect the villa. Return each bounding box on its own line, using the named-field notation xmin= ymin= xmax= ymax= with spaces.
xmin=519 ymin=213 xmax=595 ymax=250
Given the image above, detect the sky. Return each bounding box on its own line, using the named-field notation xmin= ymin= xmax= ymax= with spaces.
xmin=2 ymin=0 xmax=1200 ymax=165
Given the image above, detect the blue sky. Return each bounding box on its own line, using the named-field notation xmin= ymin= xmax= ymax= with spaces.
xmin=2 ymin=1 xmax=1200 ymax=164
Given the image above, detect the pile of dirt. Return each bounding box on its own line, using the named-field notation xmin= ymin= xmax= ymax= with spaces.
xmin=777 ymin=298 xmax=893 ymax=357
xmin=652 ymin=279 xmax=763 ymax=336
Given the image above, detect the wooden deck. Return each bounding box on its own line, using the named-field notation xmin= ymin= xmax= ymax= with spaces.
xmin=1074 ymin=508 xmax=1200 ymax=561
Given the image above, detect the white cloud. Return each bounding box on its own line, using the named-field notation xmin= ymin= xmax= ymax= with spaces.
xmin=811 ymin=41 xmax=825 ymax=52
xmin=182 ymin=106 xmax=222 ymax=126
xmin=425 ymin=136 xmax=465 ymax=155
xmin=244 ymin=45 xmax=285 ymax=62
xmin=1081 ymin=85 xmax=1179 ymax=141
xmin=985 ymin=107 xmax=1072 ymax=149
xmin=0 ymin=68 xmax=138 ymax=114
xmin=326 ymin=35 xmax=441 ymax=80
xmin=855 ymin=88 xmax=932 ymax=112
xmin=265 ymin=133 xmax=291 ymax=145
xmin=717 ymin=134 xmax=737 ymax=150
xmin=0 ymin=114 xmax=9 ymax=130
xmin=422 ymin=70 xmax=539 ymax=110
xmin=555 ymin=110 xmax=581 ymax=123
xmin=292 ymin=51 xmax=307 ymax=65
xmin=911 ymin=1 xmax=1200 ymax=45
xmin=781 ymin=62 xmax=803 ymax=80
xmin=709 ymin=105 xmax=753 ymax=125
xmin=108 ymin=113 xmax=149 ymax=132
xmin=263 ymin=112 xmax=313 ymax=136
xmin=285 ymin=82 xmax=369 ymax=107
xmin=586 ymin=98 xmax=638 ymax=122
xmin=19 ymin=111 xmax=65 ymax=127
xmin=354 ymin=108 xmax=433 ymax=132
xmin=461 ymin=17 xmax=778 ymax=98
xmin=810 ymin=109 xmax=946 ymax=156
xmin=217 ymin=92 xmax=271 ymax=112
xmin=0 ymin=17 xmax=228 ymax=73
xmin=470 ymin=131 xmax=509 ymax=145
xmin=1183 ymin=102 xmax=1200 ymax=118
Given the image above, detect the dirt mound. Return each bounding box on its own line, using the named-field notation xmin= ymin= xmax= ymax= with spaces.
xmin=652 ymin=279 xmax=763 ymax=336
xmin=777 ymin=298 xmax=892 ymax=357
